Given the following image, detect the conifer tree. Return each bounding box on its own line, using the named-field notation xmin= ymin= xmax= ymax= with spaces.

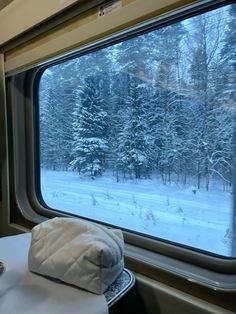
xmin=116 ymin=77 xmax=151 ymax=179
xmin=220 ymin=4 xmax=236 ymax=110
xmin=70 ymin=76 xmax=108 ymax=177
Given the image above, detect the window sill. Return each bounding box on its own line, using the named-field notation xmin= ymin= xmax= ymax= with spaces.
xmin=124 ymin=243 xmax=236 ymax=293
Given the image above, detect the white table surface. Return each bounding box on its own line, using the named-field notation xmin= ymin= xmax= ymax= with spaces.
xmin=0 ymin=233 xmax=108 ymax=314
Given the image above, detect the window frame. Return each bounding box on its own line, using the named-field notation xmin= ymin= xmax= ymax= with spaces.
xmin=5 ymin=0 xmax=236 ymax=292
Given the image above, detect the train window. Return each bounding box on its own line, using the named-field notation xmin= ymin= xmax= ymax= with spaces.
xmin=38 ymin=3 xmax=236 ymax=257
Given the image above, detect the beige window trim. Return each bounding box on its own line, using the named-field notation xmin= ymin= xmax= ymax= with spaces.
xmin=0 ymin=0 xmax=87 ymax=46
xmin=4 ymin=0 xmax=198 ymax=75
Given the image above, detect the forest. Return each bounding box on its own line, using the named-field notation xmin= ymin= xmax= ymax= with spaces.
xmin=39 ymin=4 xmax=236 ymax=192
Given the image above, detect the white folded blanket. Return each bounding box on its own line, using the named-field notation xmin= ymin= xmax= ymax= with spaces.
xmin=28 ymin=218 xmax=124 ymax=294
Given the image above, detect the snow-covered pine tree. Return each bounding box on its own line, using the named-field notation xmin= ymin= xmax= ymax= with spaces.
xmin=116 ymin=77 xmax=151 ymax=179
xmin=55 ymin=60 xmax=78 ymax=170
xmin=221 ymin=5 xmax=236 ymax=72
xmin=39 ymin=60 xmax=77 ymax=170
xmin=39 ymin=69 xmax=61 ymax=170
xmin=70 ymin=75 xmax=108 ymax=177
xmin=220 ymin=4 xmax=236 ymax=111
xmin=149 ymin=87 xmax=184 ymax=184
xmin=212 ymin=4 xmax=236 ymax=191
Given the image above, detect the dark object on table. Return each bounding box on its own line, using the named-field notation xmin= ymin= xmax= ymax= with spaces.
xmin=105 ymin=268 xmax=135 ymax=308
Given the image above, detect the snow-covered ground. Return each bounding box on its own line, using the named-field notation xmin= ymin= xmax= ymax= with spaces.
xmin=41 ymin=170 xmax=233 ymax=256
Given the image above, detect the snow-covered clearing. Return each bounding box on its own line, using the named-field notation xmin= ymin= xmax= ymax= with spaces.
xmin=41 ymin=170 xmax=233 ymax=256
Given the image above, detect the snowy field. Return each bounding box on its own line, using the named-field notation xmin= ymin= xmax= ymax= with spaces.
xmin=41 ymin=170 xmax=233 ymax=256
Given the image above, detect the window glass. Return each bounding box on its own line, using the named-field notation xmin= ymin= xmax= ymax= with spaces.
xmin=39 ymin=4 xmax=236 ymax=257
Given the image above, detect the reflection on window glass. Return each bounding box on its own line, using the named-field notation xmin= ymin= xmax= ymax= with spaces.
xmin=39 ymin=4 xmax=236 ymax=257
